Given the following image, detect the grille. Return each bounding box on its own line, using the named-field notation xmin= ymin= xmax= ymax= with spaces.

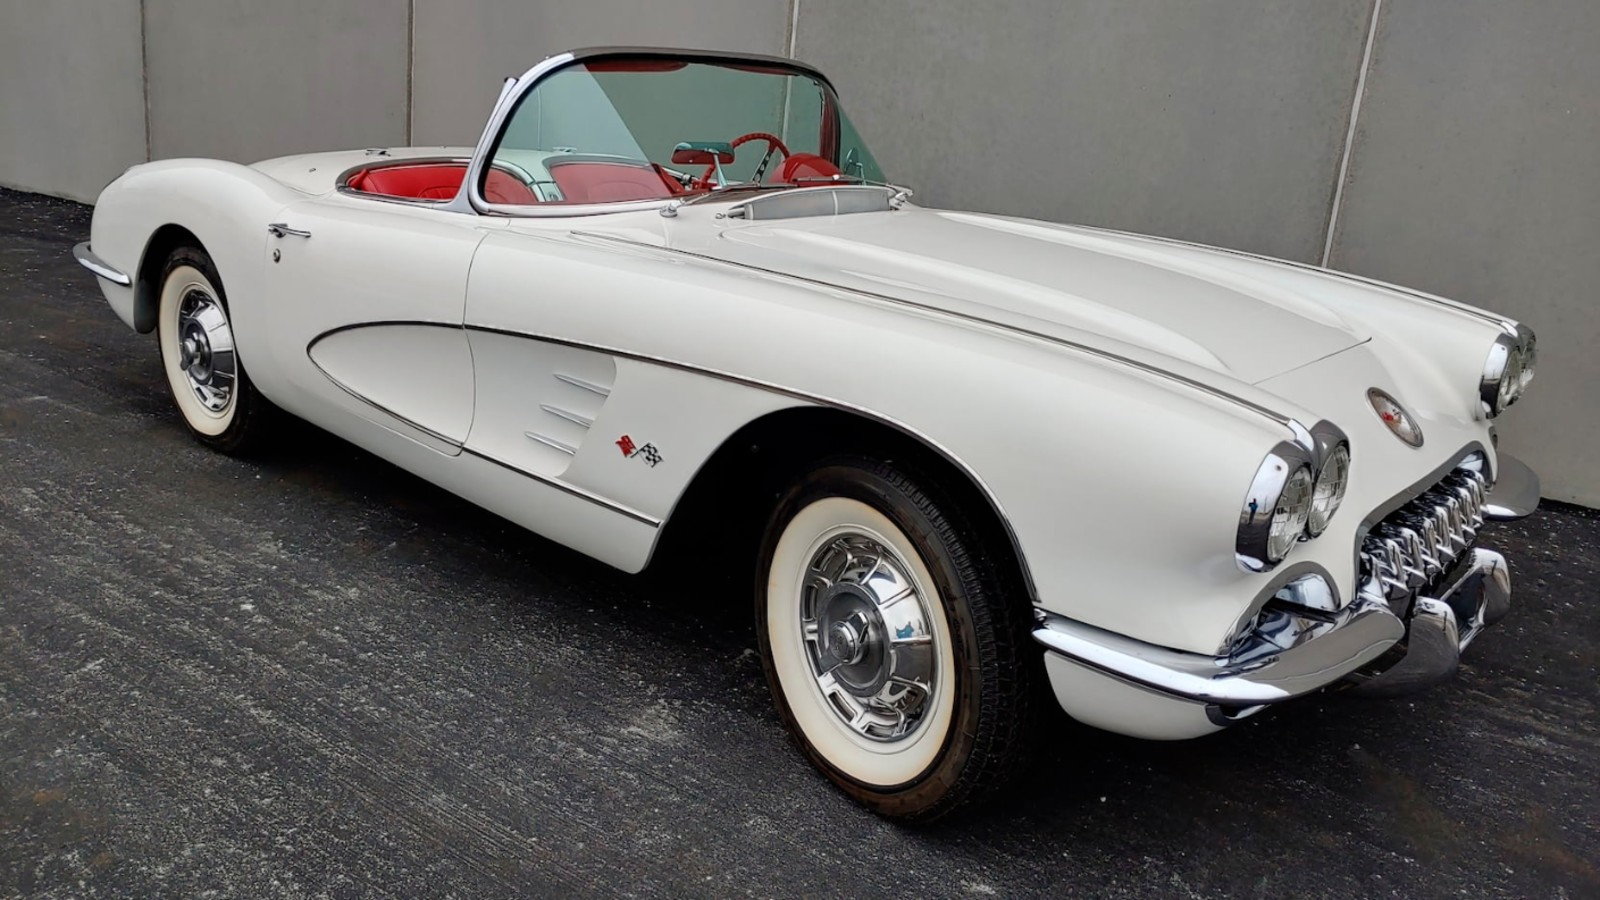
xmin=1361 ymin=456 xmax=1489 ymax=603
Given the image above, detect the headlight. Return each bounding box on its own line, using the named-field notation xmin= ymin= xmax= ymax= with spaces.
xmin=1308 ymin=443 xmax=1350 ymax=536
xmin=1237 ymin=442 xmax=1316 ymax=572
xmin=1480 ymin=325 xmax=1537 ymax=417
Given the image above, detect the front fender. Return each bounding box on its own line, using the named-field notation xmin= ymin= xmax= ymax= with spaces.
xmin=88 ymin=158 xmax=303 ymax=340
xmin=470 ymin=227 xmax=1306 ymax=655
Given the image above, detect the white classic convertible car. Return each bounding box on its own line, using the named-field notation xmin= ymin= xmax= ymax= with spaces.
xmin=75 ymin=47 xmax=1540 ymax=820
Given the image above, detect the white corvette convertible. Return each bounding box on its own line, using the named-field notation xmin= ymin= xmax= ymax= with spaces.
xmin=75 ymin=47 xmax=1541 ymax=819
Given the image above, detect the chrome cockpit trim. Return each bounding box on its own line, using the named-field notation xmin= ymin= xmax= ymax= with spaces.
xmin=452 ymin=47 xmax=838 ymax=218
xmin=73 ymin=242 xmax=132 ymax=286
xmin=568 ymin=231 xmax=1306 ymax=435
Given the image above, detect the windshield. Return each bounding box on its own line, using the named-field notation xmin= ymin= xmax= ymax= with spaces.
xmin=480 ymin=56 xmax=886 ymax=206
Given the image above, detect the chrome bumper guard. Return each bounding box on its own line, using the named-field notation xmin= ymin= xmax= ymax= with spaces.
xmin=73 ymin=242 xmax=132 ymax=286
xmin=1343 ymin=548 xmax=1509 ymax=697
xmin=1033 ymin=452 xmax=1535 ymax=718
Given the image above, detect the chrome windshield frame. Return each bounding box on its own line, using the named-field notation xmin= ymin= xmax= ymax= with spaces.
xmin=443 ymin=46 xmax=841 ymax=219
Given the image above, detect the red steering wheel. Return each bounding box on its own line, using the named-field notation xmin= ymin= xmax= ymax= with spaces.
xmin=699 ymin=132 xmax=791 ymax=186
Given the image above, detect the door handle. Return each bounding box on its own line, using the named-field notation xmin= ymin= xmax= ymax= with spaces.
xmin=267 ymin=222 xmax=312 ymax=239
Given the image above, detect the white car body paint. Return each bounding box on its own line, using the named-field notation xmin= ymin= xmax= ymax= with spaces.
xmin=78 ymin=51 xmax=1532 ymax=743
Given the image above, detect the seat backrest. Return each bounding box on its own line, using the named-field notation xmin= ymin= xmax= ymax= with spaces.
xmin=548 ymin=161 xmax=676 ymax=204
xmin=775 ymin=153 xmax=843 ymax=183
xmin=345 ymin=162 xmax=540 ymax=205
xmin=350 ymin=163 xmax=466 ymax=199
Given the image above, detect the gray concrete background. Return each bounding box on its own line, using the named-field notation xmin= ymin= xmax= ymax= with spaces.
xmin=798 ymin=0 xmax=1374 ymax=265
xmin=410 ymin=0 xmax=790 ymax=145
xmin=143 ymin=0 xmax=412 ymax=163
xmin=1329 ymin=0 xmax=1600 ymax=515
xmin=0 ymin=0 xmax=146 ymax=203
xmin=1 ymin=0 xmax=1595 ymax=506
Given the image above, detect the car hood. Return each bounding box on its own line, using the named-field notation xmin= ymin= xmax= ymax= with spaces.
xmin=682 ymin=206 xmax=1368 ymax=384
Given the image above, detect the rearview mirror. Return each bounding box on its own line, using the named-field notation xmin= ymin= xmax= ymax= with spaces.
xmin=671 ymin=141 xmax=735 ymax=166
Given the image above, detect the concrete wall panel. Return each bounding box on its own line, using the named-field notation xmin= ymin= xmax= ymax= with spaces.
xmin=0 ymin=0 xmax=147 ymax=202
xmin=1329 ymin=1 xmax=1600 ymax=506
xmin=795 ymin=0 xmax=1373 ymax=264
xmin=144 ymin=0 xmax=410 ymax=163
xmin=410 ymin=0 xmax=791 ymax=147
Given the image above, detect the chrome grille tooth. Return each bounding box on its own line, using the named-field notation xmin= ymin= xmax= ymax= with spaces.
xmin=1430 ymin=505 xmax=1455 ymax=563
xmin=1360 ymin=455 xmax=1487 ymax=606
xmin=1442 ymin=502 xmax=1468 ymax=553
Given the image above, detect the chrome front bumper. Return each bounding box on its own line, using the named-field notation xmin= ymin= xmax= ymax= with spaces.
xmin=1033 ymin=452 xmax=1536 ymax=740
xmin=1034 ymin=548 xmax=1512 ymax=738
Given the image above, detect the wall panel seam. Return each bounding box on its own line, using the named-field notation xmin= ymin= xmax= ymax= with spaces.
xmin=406 ymin=0 xmax=416 ymax=145
xmin=139 ymin=0 xmax=151 ymax=161
xmin=786 ymin=0 xmax=801 ymax=57
xmin=1321 ymin=0 xmax=1383 ymax=268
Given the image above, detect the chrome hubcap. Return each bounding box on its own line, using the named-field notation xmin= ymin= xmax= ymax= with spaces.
xmin=801 ymin=533 xmax=938 ymax=743
xmin=175 ymin=288 xmax=236 ymax=413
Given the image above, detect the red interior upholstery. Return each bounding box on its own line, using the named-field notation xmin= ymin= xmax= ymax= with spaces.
xmin=483 ymin=169 xmax=540 ymax=205
xmin=775 ymin=153 xmax=843 ymax=183
xmin=346 ymin=163 xmax=463 ymax=200
xmin=345 ymin=162 xmax=538 ymax=205
xmin=548 ymin=161 xmax=680 ymax=203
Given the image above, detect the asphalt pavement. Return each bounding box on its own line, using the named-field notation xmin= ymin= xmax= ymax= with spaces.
xmin=2 ymin=186 xmax=1597 ymax=898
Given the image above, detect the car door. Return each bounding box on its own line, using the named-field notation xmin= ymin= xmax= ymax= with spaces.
xmin=259 ymin=194 xmax=504 ymax=455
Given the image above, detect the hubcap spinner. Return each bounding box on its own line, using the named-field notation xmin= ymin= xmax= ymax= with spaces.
xmin=174 ymin=287 xmax=237 ymax=413
xmin=800 ymin=532 xmax=939 ymax=743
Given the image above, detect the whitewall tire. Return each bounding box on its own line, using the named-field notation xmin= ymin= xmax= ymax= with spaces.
xmin=756 ymin=459 xmax=1041 ymax=820
xmin=156 ymin=247 xmax=271 ymax=453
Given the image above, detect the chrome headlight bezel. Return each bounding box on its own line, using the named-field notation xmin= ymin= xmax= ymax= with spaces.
xmin=1236 ymin=441 xmax=1316 ymax=573
xmin=1479 ymin=324 xmax=1537 ymax=418
xmin=1237 ymin=420 xmax=1351 ymax=572
xmin=1306 ymin=421 xmax=1351 ymax=537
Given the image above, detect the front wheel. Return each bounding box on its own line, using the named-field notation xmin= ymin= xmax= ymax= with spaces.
xmin=156 ymin=247 xmax=272 ymax=453
xmin=756 ymin=459 xmax=1041 ymax=820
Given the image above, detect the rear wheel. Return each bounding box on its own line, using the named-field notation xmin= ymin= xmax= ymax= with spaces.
xmin=156 ymin=247 xmax=271 ymax=453
xmin=756 ymin=458 xmax=1040 ymax=820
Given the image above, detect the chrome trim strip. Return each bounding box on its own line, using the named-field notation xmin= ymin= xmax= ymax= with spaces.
xmin=72 ymin=242 xmax=132 ymax=286
xmin=524 ymin=430 xmax=578 ymax=455
xmin=461 ymin=445 xmax=660 ymax=527
xmin=569 ymin=231 xmax=1303 ymax=433
xmin=1483 ymin=452 xmax=1539 ymax=520
xmin=1071 ymin=223 xmax=1514 ymax=329
xmin=539 ymin=403 xmax=594 ymax=428
xmin=554 ymin=372 xmax=611 ymax=397
xmin=305 ymin=352 xmax=464 ymax=451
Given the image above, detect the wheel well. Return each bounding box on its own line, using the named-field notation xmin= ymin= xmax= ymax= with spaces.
xmin=132 ymin=224 xmax=204 ymax=333
xmin=648 ymin=406 xmax=1035 ymax=606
